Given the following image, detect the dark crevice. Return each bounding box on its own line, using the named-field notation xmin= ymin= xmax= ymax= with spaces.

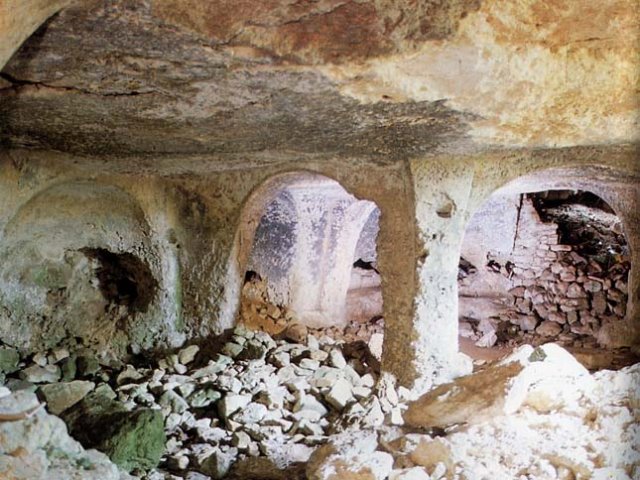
xmin=80 ymin=248 xmax=158 ymax=313
xmin=0 ymin=72 xmax=157 ymax=97
xmin=458 ymin=257 xmax=477 ymax=280
xmin=353 ymin=258 xmax=378 ymax=273
xmin=529 ymin=190 xmax=627 ymax=261
xmin=511 ymin=193 xmax=524 ymax=255
xmin=244 ymin=270 xmax=261 ymax=283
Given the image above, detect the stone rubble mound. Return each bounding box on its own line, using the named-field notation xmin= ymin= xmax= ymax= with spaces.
xmin=238 ymin=275 xmax=385 ymax=354
xmin=309 ymin=343 xmax=640 ymax=480
xmin=237 ymin=277 xmax=295 ymax=336
xmin=1 ymin=330 xmax=638 ymax=480
xmin=0 ymin=324 xmax=401 ymax=479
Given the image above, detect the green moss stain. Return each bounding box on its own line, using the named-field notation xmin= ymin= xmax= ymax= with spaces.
xmin=0 ymin=346 xmax=19 ymax=373
xmin=63 ymin=391 xmax=166 ymax=472
xmin=101 ymin=409 xmax=166 ymax=472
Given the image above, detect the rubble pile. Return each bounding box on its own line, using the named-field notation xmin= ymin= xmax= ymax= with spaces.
xmin=238 ymin=273 xmax=385 ymax=347
xmin=237 ymin=277 xmax=294 ymax=336
xmin=1 ymin=332 xmax=638 ymax=479
xmin=0 ymin=325 xmax=403 ymax=479
xmin=308 ymin=344 xmax=640 ymax=480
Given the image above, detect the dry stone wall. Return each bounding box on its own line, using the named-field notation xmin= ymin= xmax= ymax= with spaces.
xmin=460 ymin=195 xmax=630 ymax=348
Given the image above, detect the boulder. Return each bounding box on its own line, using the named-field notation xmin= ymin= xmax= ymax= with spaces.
xmin=0 ymin=391 xmax=122 ymax=480
xmin=404 ymin=362 xmax=524 ymax=429
xmin=62 ymin=389 xmax=166 ymax=472
xmin=178 ymin=345 xmax=200 ymax=365
xmin=404 ymin=344 xmax=591 ymax=429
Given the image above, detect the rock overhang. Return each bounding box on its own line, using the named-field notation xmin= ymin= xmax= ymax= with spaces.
xmin=0 ymin=0 xmax=637 ymax=159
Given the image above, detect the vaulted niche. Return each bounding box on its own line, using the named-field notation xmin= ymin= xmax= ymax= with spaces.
xmin=458 ymin=189 xmax=632 ymax=367
xmin=237 ymin=173 xmax=383 ymax=346
xmin=0 ymin=182 xmax=161 ymax=358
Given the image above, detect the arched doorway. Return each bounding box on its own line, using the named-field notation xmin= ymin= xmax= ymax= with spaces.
xmin=459 ymin=183 xmax=634 ymax=368
xmin=233 ymin=172 xmax=384 ymax=345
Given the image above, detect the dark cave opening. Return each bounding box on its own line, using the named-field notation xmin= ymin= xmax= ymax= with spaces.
xmin=81 ymin=248 xmax=158 ymax=314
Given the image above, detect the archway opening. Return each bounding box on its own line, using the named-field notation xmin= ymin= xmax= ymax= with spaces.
xmin=0 ymin=181 xmax=162 ymax=358
xmin=458 ymin=188 xmax=632 ymax=368
xmin=236 ymin=173 xmax=384 ymax=356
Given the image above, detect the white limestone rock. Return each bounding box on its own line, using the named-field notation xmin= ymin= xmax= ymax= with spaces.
xmin=329 ymin=349 xmax=347 ymax=369
xmin=232 ymin=402 xmax=268 ymax=424
xmin=159 ymin=390 xmax=189 ymax=414
xmin=306 ymin=431 xmax=393 ymax=480
xmin=199 ymin=448 xmax=238 ymax=479
xmin=405 ymin=344 xmax=596 ymax=429
xmin=218 ymin=394 xmax=252 ymax=420
xmin=324 ymin=378 xmax=354 ymax=410
xmin=0 ymin=391 xmax=123 ymax=480
xmin=19 ymin=365 xmax=60 ymax=384
xmin=231 ymin=431 xmax=251 ymax=450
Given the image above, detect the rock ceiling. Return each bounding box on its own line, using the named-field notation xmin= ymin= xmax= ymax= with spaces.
xmin=0 ymin=0 xmax=638 ymax=159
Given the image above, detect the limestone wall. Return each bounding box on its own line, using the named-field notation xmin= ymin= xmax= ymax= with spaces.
xmin=0 ymin=145 xmax=637 ymax=390
xmin=0 ymin=151 xmax=417 ymax=378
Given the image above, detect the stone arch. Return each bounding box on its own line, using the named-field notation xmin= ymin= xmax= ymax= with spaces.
xmin=409 ymin=158 xmax=638 ymax=391
xmin=0 ymin=180 xmax=167 ymax=357
xmin=353 ymin=208 xmax=380 ymax=265
xmin=246 ymin=189 xmax=298 ymax=307
xmin=327 ymin=200 xmax=379 ymax=322
xmin=491 ymin=167 xmax=637 ymax=346
xmin=227 ymin=170 xmax=381 ymax=330
xmin=460 ymin=164 xmax=639 ymax=351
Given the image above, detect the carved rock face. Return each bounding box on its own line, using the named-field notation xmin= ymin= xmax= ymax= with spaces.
xmin=1 ymin=0 xmax=636 ymax=156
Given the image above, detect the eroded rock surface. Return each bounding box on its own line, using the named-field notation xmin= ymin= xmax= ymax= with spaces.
xmin=1 ymin=0 xmax=637 ymax=155
xmin=0 ymin=390 xmax=126 ymax=480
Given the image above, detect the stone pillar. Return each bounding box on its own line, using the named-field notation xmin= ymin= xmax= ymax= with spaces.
xmin=408 ymin=160 xmax=474 ymax=392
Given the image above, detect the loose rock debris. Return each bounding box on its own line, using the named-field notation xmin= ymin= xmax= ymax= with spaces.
xmin=0 ymin=331 xmax=638 ymax=479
